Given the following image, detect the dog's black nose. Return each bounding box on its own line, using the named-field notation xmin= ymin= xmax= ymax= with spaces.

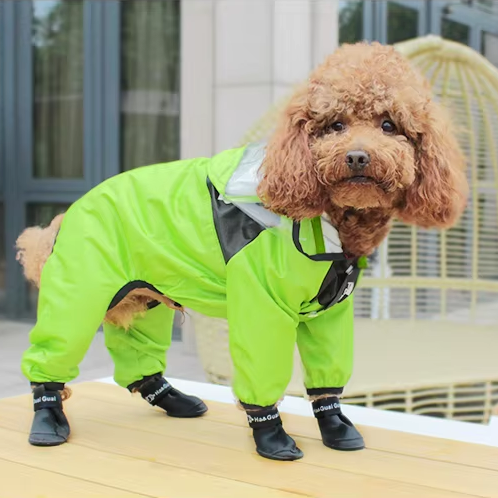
xmin=346 ymin=150 xmax=370 ymax=171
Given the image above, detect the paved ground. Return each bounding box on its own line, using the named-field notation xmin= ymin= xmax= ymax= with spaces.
xmin=0 ymin=320 xmax=207 ymax=399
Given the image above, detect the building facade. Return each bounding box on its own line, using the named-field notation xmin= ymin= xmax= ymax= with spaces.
xmin=1 ymin=0 xmax=497 ymax=319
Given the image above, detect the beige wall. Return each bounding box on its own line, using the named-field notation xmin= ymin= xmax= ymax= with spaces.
xmin=180 ymin=0 xmax=339 ymax=159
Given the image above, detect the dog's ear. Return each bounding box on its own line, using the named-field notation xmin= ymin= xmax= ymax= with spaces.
xmin=257 ymin=86 xmax=328 ymax=220
xmin=397 ymin=102 xmax=468 ymax=228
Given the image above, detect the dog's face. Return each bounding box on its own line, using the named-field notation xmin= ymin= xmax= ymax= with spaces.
xmin=310 ymin=111 xmax=415 ymax=211
xmin=258 ymin=42 xmax=468 ymax=229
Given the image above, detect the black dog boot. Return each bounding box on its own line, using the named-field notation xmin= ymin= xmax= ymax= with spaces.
xmin=131 ymin=374 xmax=207 ymax=418
xmin=242 ymin=403 xmax=303 ymax=461
xmin=29 ymin=383 xmax=70 ymax=447
xmin=312 ymin=396 xmax=364 ymax=451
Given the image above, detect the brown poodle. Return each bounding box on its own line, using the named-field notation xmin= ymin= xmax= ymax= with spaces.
xmin=15 ymin=41 xmax=468 ymax=460
xmin=18 ymin=42 xmax=468 ymax=327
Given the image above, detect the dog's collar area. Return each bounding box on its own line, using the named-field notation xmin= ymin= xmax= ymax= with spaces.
xmin=292 ymin=221 xmax=350 ymax=262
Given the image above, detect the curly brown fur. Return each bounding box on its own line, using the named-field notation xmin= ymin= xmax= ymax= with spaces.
xmin=308 ymin=393 xmax=340 ymax=402
xmin=326 ymin=207 xmax=393 ymax=258
xmin=105 ymin=288 xmax=183 ymax=330
xmin=235 ymin=398 xmax=283 ymax=412
xmin=15 ymin=213 xmax=64 ymax=287
xmin=257 ymin=41 xmax=469 ymax=257
xmin=30 ymin=384 xmax=72 ymax=401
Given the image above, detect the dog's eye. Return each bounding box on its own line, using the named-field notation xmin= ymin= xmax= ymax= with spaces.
xmin=381 ymin=120 xmax=396 ymax=134
xmin=330 ymin=121 xmax=345 ymax=132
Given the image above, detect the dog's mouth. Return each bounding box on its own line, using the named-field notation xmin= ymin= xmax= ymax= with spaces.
xmin=342 ymin=175 xmax=384 ymax=187
xmin=344 ymin=176 xmax=407 ymax=194
xmin=330 ymin=174 xmax=401 ymax=209
xmin=347 ymin=176 xmax=376 ymax=184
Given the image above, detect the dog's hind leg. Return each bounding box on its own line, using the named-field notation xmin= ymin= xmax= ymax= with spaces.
xmin=21 ymin=213 xmax=127 ymax=446
xmin=104 ymin=304 xmax=207 ymax=418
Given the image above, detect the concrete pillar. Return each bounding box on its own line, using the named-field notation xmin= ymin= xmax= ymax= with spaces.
xmin=180 ymin=0 xmax=215 ymax=159
xmin=180 ymin=0 xmax=339 ymax=158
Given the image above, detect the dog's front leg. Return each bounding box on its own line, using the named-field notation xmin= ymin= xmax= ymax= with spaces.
xmin=240 ymin=401 xmax=302 ymax=461
xmin=297 ymin=300 xmax=365 ymax=451
xmin=309 ymin=393 xmax=364 ymax=451
xmin=226 ymin=246 xmax=304 ymax=461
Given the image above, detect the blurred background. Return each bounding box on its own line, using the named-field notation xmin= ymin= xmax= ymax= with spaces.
xmin=0 ymin=0 xmax=497 ymax=423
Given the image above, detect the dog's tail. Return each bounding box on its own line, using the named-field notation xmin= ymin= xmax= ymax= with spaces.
xmin=15 ymin=213 xmax=65 ymax=288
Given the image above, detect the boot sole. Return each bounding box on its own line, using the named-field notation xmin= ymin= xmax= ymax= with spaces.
xmin=323 ymin=440 xmax=365 ymax=451
xmin=256 ymin=448 xmax=304 ymax=461
xmin=165 ymin=403 xmax=208 ymax=418
xmin=29 ymin=436 xmax=68 ymax=447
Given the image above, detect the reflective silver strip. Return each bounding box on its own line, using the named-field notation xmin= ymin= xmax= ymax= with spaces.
xmin=225 ymin=141 xmax=266 ymax=199
xmin=224 ymin=140 xmax=342 ymax=250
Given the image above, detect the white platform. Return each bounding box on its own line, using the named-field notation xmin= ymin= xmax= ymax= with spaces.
xmin=97 ymin=376 xmax=498 ymax=448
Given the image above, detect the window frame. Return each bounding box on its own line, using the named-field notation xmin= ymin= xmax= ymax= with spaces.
xmin=430 ymin=1 xmax=498 ymax=50
xmin=363 ymin=1 xmax=428 ymax=44
xmin=363 ymin=1 xmax=498 ymax=50
xmin=0 ymin=0 xmax=181 ymax=318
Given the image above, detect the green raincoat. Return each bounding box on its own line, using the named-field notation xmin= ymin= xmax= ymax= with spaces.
xmin=21 ymin=142 xmax=362 ymax=407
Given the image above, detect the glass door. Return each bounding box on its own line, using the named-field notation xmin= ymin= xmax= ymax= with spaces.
xmin=367 ymin=0 xmax=498 ymax=54
xmin=1 ymin=0 xmax=102 ymax=317
xmin=0 ymin=203 xmax=4 ymax=313
xmin=362 ymin=1 xmax=428 ymax=44
xmin=0 ymin=1 xmax=4 ymax=312
xmin=383 ymin=0 xmax=427 ymax=44
xmin=31 ymin=1 xmax=84 ymax=180
xmin=120 ymin=1 xmax=180 ymax=172
xmin=23 ymin=0 xmax=92 ymax=315
xmin=0 ymin=0 xmax=181 ymax=319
